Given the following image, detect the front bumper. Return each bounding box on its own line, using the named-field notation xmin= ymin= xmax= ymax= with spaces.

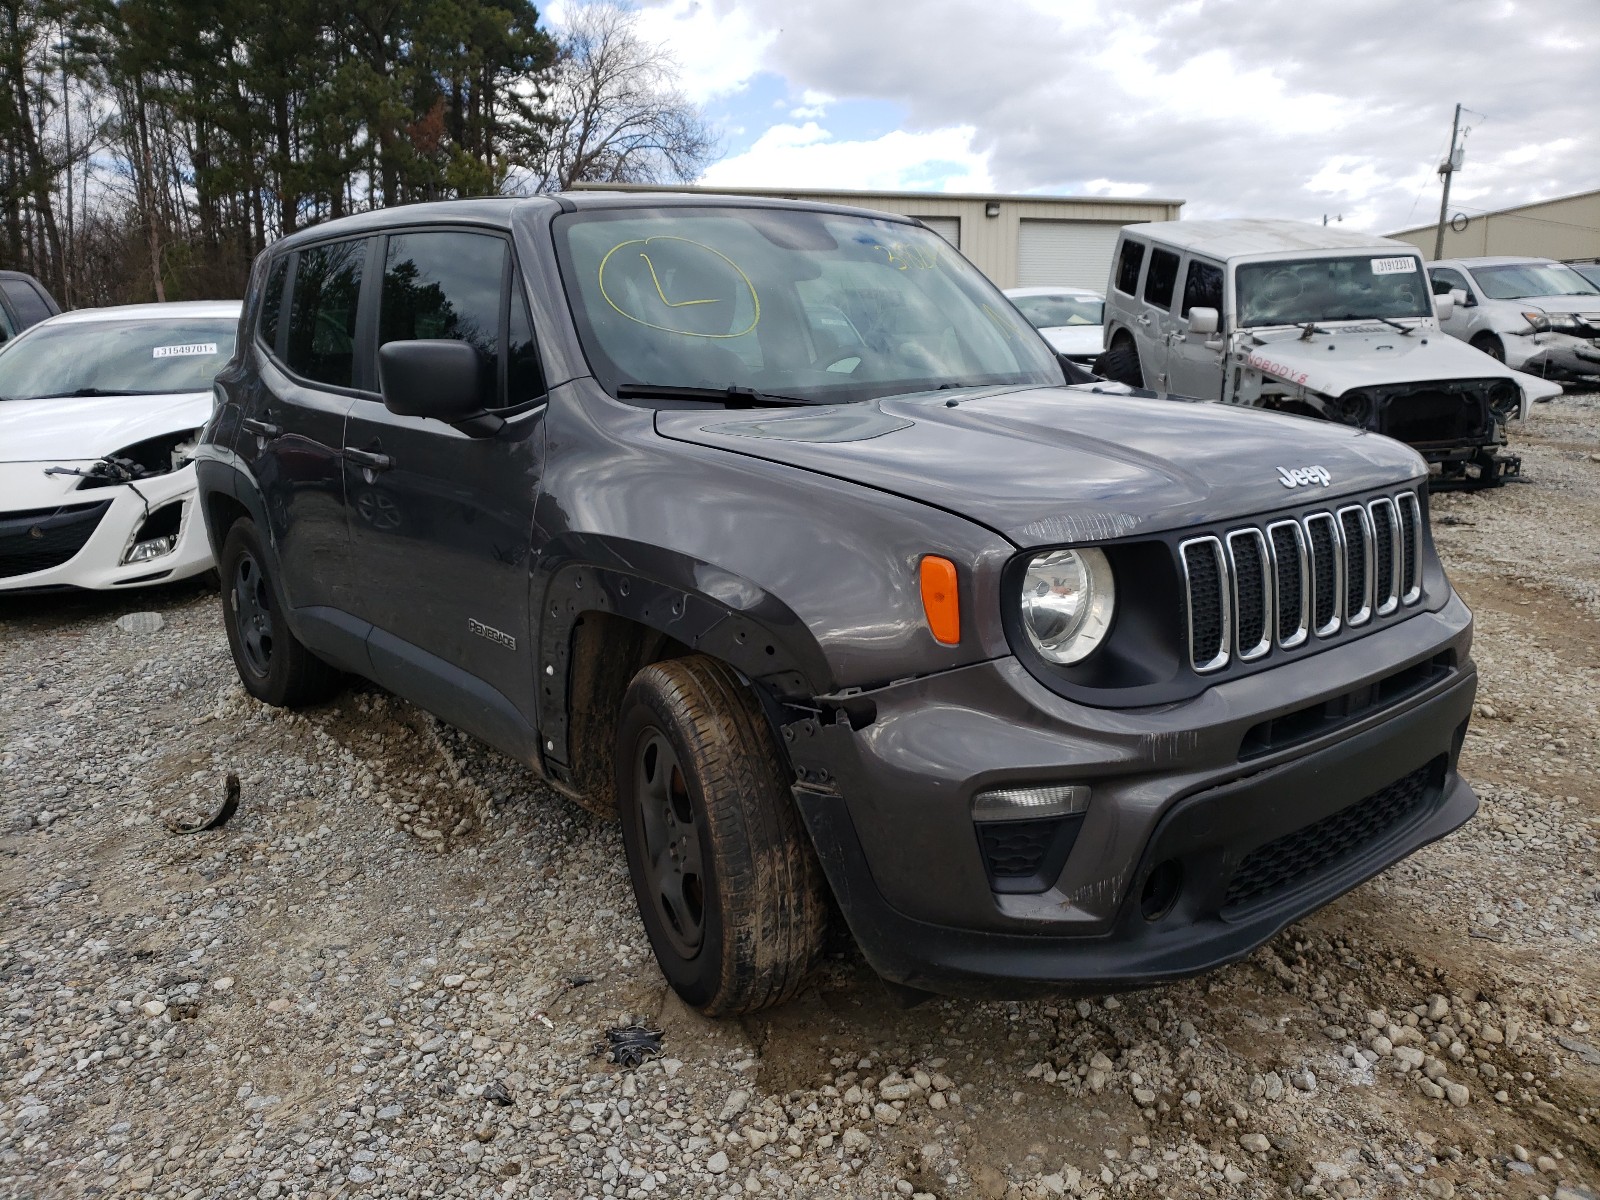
xmin=0 ymin=462 xmax=211 ymax=592
xmin=1502 ymin=330 xmax=1600 ymax=378
xmin=786 ymin=594 xmax=1477 ymax=996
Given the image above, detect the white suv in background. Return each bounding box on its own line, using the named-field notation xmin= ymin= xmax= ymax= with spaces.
xmin=1427 ymin=256 xmax=1600 ymax=379
xmin=1095 ymin=219 xmax=1561 ymax=488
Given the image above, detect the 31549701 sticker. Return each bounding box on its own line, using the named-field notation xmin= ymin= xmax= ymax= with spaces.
xmin=153 ymin=343 xmax=219 ymax=358
xmin=1370 ymin=257 xmax=1417 ymax=276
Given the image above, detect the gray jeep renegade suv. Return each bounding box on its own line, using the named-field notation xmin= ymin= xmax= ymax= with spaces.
xmin=196 ymin=194 xmax=1478 ymax=1014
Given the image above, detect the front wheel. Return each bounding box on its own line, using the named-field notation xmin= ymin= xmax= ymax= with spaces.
xmin=1471 ymin=333 xmax=1505 ymax=363
xmin=615 ymin=656 xmax=828 ymax=1016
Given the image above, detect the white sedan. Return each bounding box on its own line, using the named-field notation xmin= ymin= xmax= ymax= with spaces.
xmin=0 ymin=301 xmax=240 ymax=592
xmin=1004 ymin=286 xmax=1106 ymax=363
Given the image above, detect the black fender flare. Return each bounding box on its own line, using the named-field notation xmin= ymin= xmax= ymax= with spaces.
xmin=533 ymin=535 xmax=832 ymax=774
xmin=194 ymin=453 xmax=272 ymax=562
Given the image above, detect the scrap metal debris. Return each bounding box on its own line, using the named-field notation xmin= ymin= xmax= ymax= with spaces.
xmin=483 ymin=1081 xmax=515 ymax=1107
xmin=163 ymin=774 xmax=240 ymax=835
xmin=594 ymin=1024 xmax=663 ymax=1068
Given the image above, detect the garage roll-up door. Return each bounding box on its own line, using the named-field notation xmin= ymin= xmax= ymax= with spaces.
xmin=911 ymin=216 xmax=960 ymax=248
xmin=1016 ymin=220 xmax=1125 ymax=289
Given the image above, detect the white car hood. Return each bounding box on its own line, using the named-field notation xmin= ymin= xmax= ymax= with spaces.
xmin=1240 ymin=326 xmax=1562 ymax=403
xmin=1510 ymin=295 xmax=1600 ymax=318
xmin=0 ymin=392 xmax=211 ymax=463
xmin=1039 ymin=324 xmax=1105 ymax=357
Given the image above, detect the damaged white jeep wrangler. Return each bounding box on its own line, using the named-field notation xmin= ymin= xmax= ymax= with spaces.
xmin=1095 ymin=219 xmax=1561 ymax=488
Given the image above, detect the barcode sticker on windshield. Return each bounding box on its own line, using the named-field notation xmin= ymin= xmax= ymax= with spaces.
xmin=1370 ymin=257 xmax=1417 ymax=275
xmin=153 ymin=343 xmax=218 ymax=358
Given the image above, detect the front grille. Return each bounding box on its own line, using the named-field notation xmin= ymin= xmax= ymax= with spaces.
xmin=1181 ymin=491 xmax=1424 ymax=674
xmin=0 ymin=502 xmax=112 ymax=579
xmin=1222 ymin=760 xmax=1439 ymax=911
xmin=1378 ymin=387 xmax=1491 ymax=445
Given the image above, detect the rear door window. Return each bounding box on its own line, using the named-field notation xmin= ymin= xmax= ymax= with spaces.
xmin=285 ymin=238 xmax=369 ymax=388
xmin=1114 ymin=239 xmax=1146 ymax=295
xmin=1142 ymin=248 xmax=1180 ymax=310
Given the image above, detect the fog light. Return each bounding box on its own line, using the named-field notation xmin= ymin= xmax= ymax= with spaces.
xmin=972 ymin=783 xmax=1089 ymax=822
xmin=125 ymin=535 xmax=178 ymax=563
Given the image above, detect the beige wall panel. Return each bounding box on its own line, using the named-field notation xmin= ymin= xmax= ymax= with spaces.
xmin=1389 ymin=190 xmax=1600 ymax=261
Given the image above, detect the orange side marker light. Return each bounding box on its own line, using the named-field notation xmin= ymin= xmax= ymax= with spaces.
xmin=919 ymin=555 xmax=961 ymax=646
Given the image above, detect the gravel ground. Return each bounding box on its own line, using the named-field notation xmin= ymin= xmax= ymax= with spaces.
xmin=3 ymin=395 xmax=1598 ymax=1200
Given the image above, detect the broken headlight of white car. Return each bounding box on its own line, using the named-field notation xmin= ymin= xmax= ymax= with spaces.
xmin=41 ymin=429 xmax=202 ymax=564
xmin=1521 ymin=310 xmax=1584 ymax=335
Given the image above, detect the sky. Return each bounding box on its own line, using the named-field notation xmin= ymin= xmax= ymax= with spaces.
xmin=576 ymin=0 xmax=1599 ymax=235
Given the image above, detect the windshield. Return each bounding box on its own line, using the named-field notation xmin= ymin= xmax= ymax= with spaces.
xmin=1235 ymin=255 xmax=1431 ymax=328
xmin=1010 ymin=293 xmax=1104 ymax=330
xmin=1467 ymin=262 xmax=1600 ymax=300
xmin=554 ymin=207 xmax=1060 ymax=403
xmin=0 ymin=317 xmax=237 ymax=401
xmin=1571 ymin=263 xmax=1600 ymax=289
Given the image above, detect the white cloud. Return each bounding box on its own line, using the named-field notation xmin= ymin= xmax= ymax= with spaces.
xmin=661 ymin=0 xmax=1599 ymax=235
xmin=702 ymin=124 xmax=996 ymax=193
xmin=626 ymin=0 xmax=777 ymax=104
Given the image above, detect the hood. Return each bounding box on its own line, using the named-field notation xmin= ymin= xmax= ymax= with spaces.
xmin=1236 ymin=324 xmax=1546 ymax=397
xmin=1502 ymin=295 xmax=1600 ymax=318
xmin=1040 ymin=325 xmax=1105 ymax=357
xmin=0 ymin=391 xmax=211 ymax=463
xmin=656 ymin=385 xmax=1424 ymax=547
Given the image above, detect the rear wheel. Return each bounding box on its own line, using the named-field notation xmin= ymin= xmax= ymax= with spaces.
xmin=616 ymin=656 xmax=828 ymax=1015
xmin=219 ymin=518 xmax=342 ymax=708
xmin=1095 ymin=338 xmax=1144 ymax=387
xmin=1471 ymin=333 xmax=1505 ymax=363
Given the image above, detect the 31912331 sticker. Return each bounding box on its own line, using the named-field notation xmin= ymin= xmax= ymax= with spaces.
xmin=1370 ymin=257 xmax=1417 ymax=276
xmin=152 ymin=343 xmax=219 ymax=358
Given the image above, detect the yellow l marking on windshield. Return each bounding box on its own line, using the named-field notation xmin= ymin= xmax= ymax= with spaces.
xmin=641 ymin=252 xmax=719 ymax=308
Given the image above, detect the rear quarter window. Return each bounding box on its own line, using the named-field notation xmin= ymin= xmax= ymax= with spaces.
xmin=1114 ymin=240 xmax=1146 ymax=295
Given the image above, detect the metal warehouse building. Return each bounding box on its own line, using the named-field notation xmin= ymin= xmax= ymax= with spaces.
xmin=571 ymin=183 xmax=1184 ymax=291
xmin=1388 ymin=186 xmax=1600 ymax=261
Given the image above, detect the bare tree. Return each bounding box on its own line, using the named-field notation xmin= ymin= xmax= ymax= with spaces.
xmin=528 ymin=2 xmax=716 ymax=192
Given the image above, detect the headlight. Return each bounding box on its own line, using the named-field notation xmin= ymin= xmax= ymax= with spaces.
xmin=1019 ymin=548 xmax=1116 ymax=664
xmin=1522 ymin=310 xmax=1581 ymax=334
xmin=1487 ymin=380 xmax=1521 ymax=417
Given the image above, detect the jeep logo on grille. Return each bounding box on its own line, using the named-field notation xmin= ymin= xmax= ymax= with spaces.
xmin=1277 ymin=465 xmax=1331 ymax=489
xmin=468 ymin=618 xmax=516 ymax=650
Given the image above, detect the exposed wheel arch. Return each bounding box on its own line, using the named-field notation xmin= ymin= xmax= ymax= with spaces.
xmin=1471 ymin=332 xmax=1506 ymax=363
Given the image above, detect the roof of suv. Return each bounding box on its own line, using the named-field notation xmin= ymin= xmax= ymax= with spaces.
xmin=1121 ymin=218 xmax=1414 ymax=260
xmin=269 ymin=192 xmax=918 ymax=253
xmin=1433 ymin=255 xmax=1575 ymax=267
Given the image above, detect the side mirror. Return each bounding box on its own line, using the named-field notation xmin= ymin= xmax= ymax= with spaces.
xmin=1434 ymin=294 xmax=1454 ymax=321
xmin=1187 ymin=306 xmax=1219 ymax=336
xmin=378 ymin=340 xmax=504 ymax=437
xmin=1451 ymin=287 xmax=1472 ymax=308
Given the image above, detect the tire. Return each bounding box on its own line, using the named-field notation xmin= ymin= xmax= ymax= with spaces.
xmin=1095 ymin=339 xmax=1145 ymax=388
xmin=615 ymin=655 xmax=828 ymax=1016
xmin=1471 ymin=333 xmax=1505 ymax=363
xmin=218 ymin=518 xmax=342 ymax=708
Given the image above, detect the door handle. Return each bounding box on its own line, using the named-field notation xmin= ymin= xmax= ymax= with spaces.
xmin=242 ymin=417 xmax=281 ymax=438
xmin=343 ymin=447 xmax=394 ymax=472
xmin=1135 ymin=314 xmax=1153 ymax=326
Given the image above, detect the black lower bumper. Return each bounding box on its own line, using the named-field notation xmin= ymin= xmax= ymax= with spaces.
xmin=794 ymin=663 xmax=1477 ymax=998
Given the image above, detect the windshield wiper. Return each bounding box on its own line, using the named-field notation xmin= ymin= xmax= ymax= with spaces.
xmin=614 ymin=383 xmax=814 ymax=408
xmin=1364 ymin=315 xmax=1418 ymax=336
xmin=30 ymin=387 xmax=170 ymax=399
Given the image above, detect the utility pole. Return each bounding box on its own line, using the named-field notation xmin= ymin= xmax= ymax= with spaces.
xmin=1433 ymin=103 xmax=1463 ymax=261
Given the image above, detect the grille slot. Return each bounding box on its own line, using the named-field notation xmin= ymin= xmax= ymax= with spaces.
xmin=1222 ymin=760 xmax=1440 ymax=911
xmin=1397 ymin=492 xmax=1422 ymax=602
xmin=1181 ymin=537 xmax=1230 ymax=672
xmin=1305 ymin=512 xmax=1341 ymax=636
xmin=1267 ymin=520 xmax=1309 ymax=648
xmin=1178 ymin=491 xmax=1423 ymax=676
xmin=1369 ymin=498 xmax=1400 ymax=616
xmin=0 ymin=502 xmax=112 ymax=580
xmin=1339 ymin=505 xmax=1373 ymax=627
xmin=1227 ymin=529 xmax=1272 ymax=661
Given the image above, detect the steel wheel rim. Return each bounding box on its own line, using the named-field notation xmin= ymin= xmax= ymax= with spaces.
xmin=633 ymin=728 xmax=706 ymax=960
xmin=231 ymin=550 xmax=274 ymax=677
